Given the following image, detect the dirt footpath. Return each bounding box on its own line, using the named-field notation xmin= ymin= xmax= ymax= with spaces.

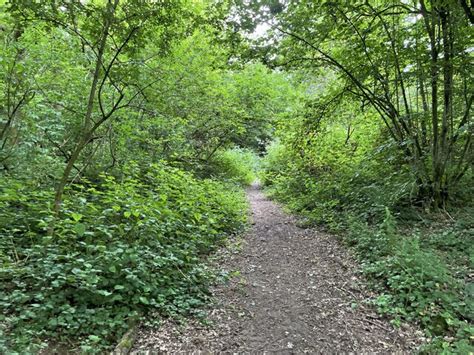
xmin=132 ymin=185 xmax=422 ymax=353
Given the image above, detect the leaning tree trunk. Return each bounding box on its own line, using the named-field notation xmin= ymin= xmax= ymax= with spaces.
xmin=53 ymin=0 xmax=118 ymax=215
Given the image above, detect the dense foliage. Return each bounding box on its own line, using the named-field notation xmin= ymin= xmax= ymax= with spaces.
xmin=253 ymin=0 xmax=473 ymax=208
xmin=0 ymin=163 xmax=247 ymax=352
xmin=256 ymin=1 xmax=473 ymax=351
xmin=1 ymin=0 xmax=472 ymax=353
xmin=0 ymin=0 xmax=291 ymax=352
xmin=261 ymin=110 xmax=473 ymax=351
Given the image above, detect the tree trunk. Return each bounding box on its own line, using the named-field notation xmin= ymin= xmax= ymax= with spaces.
xmin=53 ymin=0 xmax=118 ymax=215
xmin=421 ymin=0 xmax=444 ymax=207
xmin=439 ymin=7 xmax=454 ymax=205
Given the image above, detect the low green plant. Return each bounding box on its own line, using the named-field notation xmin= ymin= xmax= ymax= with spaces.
xmin=206 ymin=148 xmax=259 ymax=186
xmin=0 ymin=162 xmax=248 ymax=353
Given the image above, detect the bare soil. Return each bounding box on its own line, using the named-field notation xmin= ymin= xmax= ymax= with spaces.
xmin=132 ymin=185 xmax=423 ymax=353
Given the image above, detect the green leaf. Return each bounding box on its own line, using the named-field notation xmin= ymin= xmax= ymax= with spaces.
xmin=71 ymin=212 xmax=83 ymax=222
xmin=88 ymin=335 xmax=101 ymax=343
xmin=74 ymin=223 xmax=86 ymax=236
xmin=139 ymin=296 xmax=150 ymax=305
xmin=97 ymin=290 xmax=112 ymax=297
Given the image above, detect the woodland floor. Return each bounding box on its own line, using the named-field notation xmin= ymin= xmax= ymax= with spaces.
xmin=132 ymin=185 xmax=424 ymax=353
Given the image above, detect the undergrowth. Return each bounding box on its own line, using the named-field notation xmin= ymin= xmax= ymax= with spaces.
xmin=0 ymin=162 xmax=248 ymax=353
xmin=204 ymin=148 xmax=259 ymax=186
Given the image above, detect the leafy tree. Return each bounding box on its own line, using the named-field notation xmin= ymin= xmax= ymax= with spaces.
xmin=7 ymin=0 xmax=193 ymax=213
xmin=252 ymin=0 xmax=473 ymax=207
xmin=1 ymin=1 xmax=289 ymax=351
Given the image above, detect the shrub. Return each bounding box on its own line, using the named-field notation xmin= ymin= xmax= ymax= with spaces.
xmin=342 ymin=212 xmax=473 ymax=353
xmin=0 ymin=162 xmax=247 ymax=353
xmin=206 ymin=148 xmax=259 ymax=186
xmin=259 ymin=140 xmax=292 ymax=187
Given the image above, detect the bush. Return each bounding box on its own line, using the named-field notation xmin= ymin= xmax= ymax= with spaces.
xmin=259 ymin=140 xmax=292 ymax=187
xmin=348 ymin=214 xmax=473 ymax=353
xmin=0 ymin=162 xmax=247 ymax=353
xmin=206 ymin=148 xmax=259 ymax=186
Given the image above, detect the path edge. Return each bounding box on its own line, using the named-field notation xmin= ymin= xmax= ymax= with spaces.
xmin=110 ymin=322 xmax=139 ymax=355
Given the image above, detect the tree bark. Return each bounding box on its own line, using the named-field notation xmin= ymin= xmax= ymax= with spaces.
xmin=53 ymin=0 xmax=119 ymax=215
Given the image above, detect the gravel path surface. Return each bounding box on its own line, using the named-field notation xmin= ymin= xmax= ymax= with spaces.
xmin=132 ymin=185 xmax=422 ymax=353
